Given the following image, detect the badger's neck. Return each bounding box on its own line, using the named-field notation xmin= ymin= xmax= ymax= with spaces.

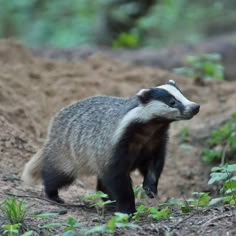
xmin=112 ymin=96 xmax=171 ymax=144
xmin=112 ymin=114 xmax=170 ymax=171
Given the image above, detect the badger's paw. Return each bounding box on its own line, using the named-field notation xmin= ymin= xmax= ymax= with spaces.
xmin=143 ymin=185 xmax=157 ymax=199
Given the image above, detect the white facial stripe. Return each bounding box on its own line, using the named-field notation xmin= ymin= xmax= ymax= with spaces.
xmin=112 ymin=100 xmax=179 ymax=143
xmin=136 ymin=88 xmax=150 ymax=96
xmin=157 ymin=84 xmax=194 ymax=106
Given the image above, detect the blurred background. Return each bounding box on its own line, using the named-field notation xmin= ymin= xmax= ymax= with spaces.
xmin=1 ymin=0 xmax=236 ymax=49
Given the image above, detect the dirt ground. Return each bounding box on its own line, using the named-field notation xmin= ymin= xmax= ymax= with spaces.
xmin=0 ymin=39 xmax=235 ymax=235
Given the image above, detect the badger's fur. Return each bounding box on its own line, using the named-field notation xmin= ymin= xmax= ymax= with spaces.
xmin=22 ymin=80 xmax=200 ymax=214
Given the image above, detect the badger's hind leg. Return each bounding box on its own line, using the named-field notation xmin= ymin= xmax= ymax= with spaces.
xmin=42 ymin=155 xmax=76 ymax=203
xmin=42 ymin=168 xmax=75 ymax=203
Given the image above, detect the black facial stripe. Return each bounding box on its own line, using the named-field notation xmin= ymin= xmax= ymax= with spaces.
xmin=148 ymin=88 xmax=177 ymax=105
xmin=144 ymin=88 xmax=185 ymax=114
xmin=175 ymin=100 xmax=185 ymax=113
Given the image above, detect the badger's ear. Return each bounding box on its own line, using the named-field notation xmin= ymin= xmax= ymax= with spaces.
xmin=136 ymin=88 xmax=151 ymax=104
xmin=167 ymin=80 xmax=176 ymax=86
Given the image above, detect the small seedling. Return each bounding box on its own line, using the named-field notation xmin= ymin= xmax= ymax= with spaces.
xmin=34 ymin=212 xmax=59 ymax=219
xmin=38 ymin=216 xmax=81 ymax=235
xmin=158 ymin=192 xmax=211 ymax=214
xmin=82 ymin=191 xmax=116 ymax=213
xmin=202 ymin=113 xmax=236 ymax=163
xmin=0 ymin=197 xmax=27 ymax=225
xmin=132 ymin=204 xmax=170 ymax=221
xmin=1 ymin=224 xmax=20 ymax=236
xmin=189 ymin=192 xmax=211 ymax=208
xmin=1 ymin=224 xmax=33 ymax=236
xmin=208 ymin=164 xmax=236 ymax=206
xmin=133 ymin=185 xmax=146 ymax=200
xmin=64 ymin=217 xmax=81 ymax=231
xmin=83 ymin=212 xmax=139 ymax=235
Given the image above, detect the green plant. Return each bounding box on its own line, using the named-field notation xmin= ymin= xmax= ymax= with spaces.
xmin=202 ymin=113 xmax=236 ymax=163
xmin=1 ymin=224 xmax=33 ymax=236
xmin=208 ymin=164 xmax=236 ymax=206
xmin=82 ymin=191 xmax=115 ymax=208
xmin=132 ymin=204 xmax=170 ymax=221
xmin=83 ymin=212 xmax=139 ymax=235
xmin=174 ymin=53 xmax=224 ymax=81
xmin=158 ymin=192 xmax=211 ymax=214
xmin=133 ymin=185 xmax=146 ymax=200
xmin=36 ymin=215 xmax=81 ymax=235
xmin=186 ymin=192 xmax=211 ymax=209
xmin=0 ymin=197 xmax=27 ymax=225
xmin=20 ymin=231 xmax=33 ymax=236
xmin=1 ymin=224 xmax=20 ymax=236
xmin=61 ymin=217 xmax=81 ymax=236
xmin=112 ymin=32 xmax=140 ymax=48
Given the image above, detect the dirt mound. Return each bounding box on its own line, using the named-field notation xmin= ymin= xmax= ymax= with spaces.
xmin=0 ymin=115 xmax=35 ymax=176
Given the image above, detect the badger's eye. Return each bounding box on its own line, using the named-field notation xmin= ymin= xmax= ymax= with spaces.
xmin=169 ymin=99 xmax=176 ymax=106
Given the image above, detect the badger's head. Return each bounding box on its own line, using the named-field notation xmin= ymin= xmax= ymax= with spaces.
xmin=136 ymin=80 xmax=200 ymax=122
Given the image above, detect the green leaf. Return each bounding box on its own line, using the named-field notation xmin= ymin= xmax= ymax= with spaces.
xmin=224 ymin=188 xmax=236 ymax=195
xmin=208 ymin=172 xmax=228 ymax=184
xmin=21 ymin=231 xmax=33 ymax=236
xmin=158 ymin=198 xmax=182 ymax=206
xmin=181 ymin=205 xmax=192 ymax=213
xmin=197 ymin=193 xmax=211 ymax=207
xmin=106 ymin=216 xmax=116 ymax=231
xmin=148 ymin=207 xmax=170 ymax=220
xmin=225 ymin=164 xmax=236 ymax=172
xmin=82 ymin=225 xmax=107 ymax=235
xmin=114 ymin=212 xmax=129 ymax=222
xmin=211 ymin=166 xmax=225 ymax=172
xmin=82 ymin=191 xmax=108 ymax=200
xmin=232 ymin=113 xmax=236 ymax=119
xmin=208 ymin=197 xmax=223 ymax=206
xmin=223 ymin=196 xmax=236 ymax=205
xmin=33 ymin=212 xmax=59 ymax=218
xmin=223 ymin=177 xmax=236 ymax=191
xmin=66 ymin=216 xmax=78 ymax=226
xmin=61 ymin=231 xmax=74 ymax=236
xmin=115 ymin=222 xmax=140 ymax=229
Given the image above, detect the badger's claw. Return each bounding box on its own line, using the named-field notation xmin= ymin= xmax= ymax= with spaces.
xmin=143 ymin=186 xmax=157 ymax=199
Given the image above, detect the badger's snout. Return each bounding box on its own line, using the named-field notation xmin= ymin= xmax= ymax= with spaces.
xmin=183 ymin=103 xmax=200 ymax=119
xmin=190 ymin=103 xmax=200 ymax=115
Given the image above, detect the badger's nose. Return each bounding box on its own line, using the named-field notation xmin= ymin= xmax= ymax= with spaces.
xmin=191 ymin=103 xmax=200 ymax=115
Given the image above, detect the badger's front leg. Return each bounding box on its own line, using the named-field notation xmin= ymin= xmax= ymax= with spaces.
xmin=100 ymin=153 xmax=136 ymax=214
xmin=101 ymin=172 xmax=135 ymax=214
xmin=139 ymin=149 xmax=165 ymax=199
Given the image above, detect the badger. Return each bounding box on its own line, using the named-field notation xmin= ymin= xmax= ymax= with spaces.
xmin=22 ymin=80 xmax=200 ymax=214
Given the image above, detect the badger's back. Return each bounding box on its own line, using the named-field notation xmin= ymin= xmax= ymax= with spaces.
xmin=44 ymin=96 xmax=139 ymax=176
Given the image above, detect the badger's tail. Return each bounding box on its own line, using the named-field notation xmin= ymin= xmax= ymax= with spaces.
xmin=22 ymin=149 xmax=44 ymax=186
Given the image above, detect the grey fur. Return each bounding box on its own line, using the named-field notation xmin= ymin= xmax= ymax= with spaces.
xmin=40 ymin=96 xmax=139 ymax=178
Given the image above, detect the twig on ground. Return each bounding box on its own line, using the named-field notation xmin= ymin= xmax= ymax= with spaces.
xmin=199 ymin=213 xmax=233 ymax=235
xmin=171 ymin=212 xmax=197 ymax=231
xmin=201 ymin=213 xmax=232 ymax=228
xmin=5 ymin=191 xmax=96 ymax=212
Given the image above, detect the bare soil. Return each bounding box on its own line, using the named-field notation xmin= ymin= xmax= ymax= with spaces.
xmin=0 ymin=39 xmax=235 ymax=235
